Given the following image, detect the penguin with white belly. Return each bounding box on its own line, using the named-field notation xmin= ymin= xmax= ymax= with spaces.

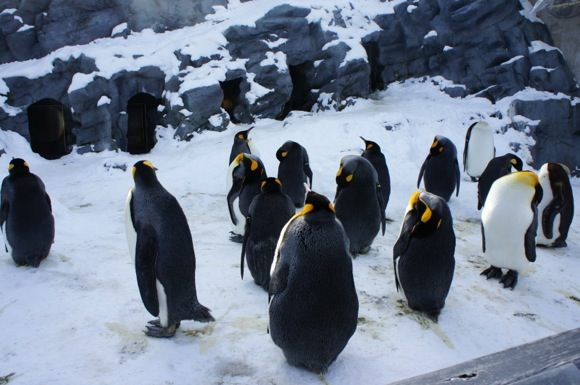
xmin=276 ymin=140 xmax=313 ymax=208
xmin=126 ymin=160 xmax=214 ymax=337
xmin=536 ymin=163 xmax=574 ymax=248
xmin=417 ymin=135 xmax=460 ymax=202
xmin=463 ymin=121 xmax=495 ymax=181
xmin=393 ymin=191 xmax=455 ymax=320
xmin=477 ymin=153 xmax=523 ymax=210
xmin=0 ymin=158 xmax=54 ymax=267
xmin=481 ymin=171 xmax=543 ymax=289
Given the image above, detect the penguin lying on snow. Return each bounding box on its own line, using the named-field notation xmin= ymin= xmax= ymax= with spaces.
xmin=241 ymin=177 xmax=294 ymax=291
xmin=126 ymin=160 xmax=214 ymax=337
xmin=463 ymin=121 xmax=495 ymax=181
xmin=0 ymin=158 xmax=54 ymax=267
xmin=360 ymin=137 xmax=390 ymax=218
xmin=477 ymin=153 xmax=523 ymax=210
xmin=481 ymin=171 xmax=543 ymax=289
xmin=276 ymin=140 xmax=312 ymax=208
xmin=417 ymin=135 xmax=460 ymax=202
xmin=334 ymin=155 xmax=385 ymax=255
xmin=393 ymin=191 xmax=455 ymax=320
xmin=269 ymin=191 xmax=358 ymax=373
xmin=227 ymin=153 xmax=267 ymax=242
xmin=536 ymin=163 xmax=574 ymax=248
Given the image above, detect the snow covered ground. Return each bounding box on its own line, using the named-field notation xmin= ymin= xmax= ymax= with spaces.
xmin=0 ymin=80 xmax=579 ymax=385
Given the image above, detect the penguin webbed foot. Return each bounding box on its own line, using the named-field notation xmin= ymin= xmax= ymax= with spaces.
xmin=470 ymin=176 xmax=478 ymax=182
xmin=499 ymin=270 xmax=518 ymax=290
xmin=552 ymin=238 xmax=567 ymax=248
xmin=481 ymin=266 xmax=502 ymax=280
xmin=145 ymin=322 xmax=179 ymax=338
xmin=229 ymin=232 xmax=244 ymax=243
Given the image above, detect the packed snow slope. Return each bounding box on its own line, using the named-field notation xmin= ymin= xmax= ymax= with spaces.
xmin=0 ymin=80 xmax=578 ymax=385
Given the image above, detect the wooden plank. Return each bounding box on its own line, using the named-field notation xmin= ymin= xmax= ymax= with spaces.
xmin=389 ymin=328 xmax=580 ymax=385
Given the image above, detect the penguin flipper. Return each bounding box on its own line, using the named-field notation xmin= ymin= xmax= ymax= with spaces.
xmin=481 ymin=222 xmax=486 ymax=253
xmin=0 ymin=200 xmax=7 ymax=253
xmin=377 ymin=184 xmax=386 ymax=235
xmin=45 ymin=193 xmax=52 ymax=212
xmin=393 ymin=212 xmax=415 ymax=291
xmin=135 ymin=227 xmax=160 ymax=316
xmin=454 ymin=159 xmax=461 ymax=196
xmin=269 ymin=262 xmax=289 ymax=301
xmin=304 ymin=162 xmax=313 ymax=188
xmin=417 ymin=158 xmax=428 ymax=188
xmin=524 ymin=211 xmax=538 ymax=263
xmin=240 ymin=217 xmax=251 ymax=279
xmin=227 ymin=178 xmax=243 ymax=226
xmin=463 ymin=123 xmax=474 ymax=172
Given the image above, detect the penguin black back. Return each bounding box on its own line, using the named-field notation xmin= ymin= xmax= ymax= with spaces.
xmin=0 ymin=158 xmax=54 ymax=267
xmin=276 ymin=140 xmax=313 ymax=208
xmin=417 ymin=135 xmax=460 ymax=202
xmin=269 ymin=191 xmax=358 ymax=373
xmin=477 ymin=153 xmax=523 ymax=210
xmin=360 ymin=137 xmax=390 ymax=215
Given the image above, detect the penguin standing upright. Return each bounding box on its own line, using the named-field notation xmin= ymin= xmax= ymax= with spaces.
xmin=463 ymin=121 xmax=495 ymax=181
xmin=417 ymin=135 xmax=460 ymax=202
xmin=269 ymin=191 xmax=358 ymax=373
xmin=481 ymin=171 xmax=543 ymax=289
xmin=477 ymin=153 xmax=523 ymax=210
xmin=360 ymin=137 xmax=391 ymax=217
xmin=334 ymin=155 xmax=385 ymax=255
xmin=0 ymin=158 xmax=54 ymax=267
xmin=125 ymin=160 xmax=214 ymax=337
xmin=536 ymin=163 xmax=574 ymax=248
xmin=227 ymin=153 xmax=267 ymax=241
xmin=228 ymin=127 xmax=259 ymax=165
xmin=393 ymin=191 xmax=455 ymax=320
xmin=276 ymin=140 xmax=313 ymax=208
xmin=241 ymin=177 xmax=294 ymax=290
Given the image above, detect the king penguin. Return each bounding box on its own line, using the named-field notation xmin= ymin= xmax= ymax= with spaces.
xmin=276 ymin=140 xmax=313 ymax=208
xmin=360 ymin=137 xmax=391 ymax=218
xmin=536 ymin=163 xmax=574 ymax=248
xmin=481 ymin=171 xmax=543 ymax=289
xmin=477 ymin=153 xmax=523 ymax=210
xmin=393 ymin=191 xmax=455 ymax=320
xmin=125 ymin=160 xmax=214 ymax=337
xmin=334 ymin=155 xmax=385 ymax=255
xmin=463 ymin=121 xmax=495 ymax=181
xmin=227 ymin=153 xmax=267 ymax=242
xmin=0 ymin=158 xmax=54 ymax=267
xmin=269 ymin=191 xmax=358 ymax=373
xmin=241 ymin=177 xmax=294 ymax=290
xmin=417 ymin=135 xmax=460 ymax=202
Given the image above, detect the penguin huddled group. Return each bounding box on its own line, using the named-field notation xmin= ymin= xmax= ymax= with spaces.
xmin=0 ymin=119 xmax=575 ymax=375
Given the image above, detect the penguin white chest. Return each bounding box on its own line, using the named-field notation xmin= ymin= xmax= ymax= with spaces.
xmin=466 ymin=128 xmax=494 ymax=177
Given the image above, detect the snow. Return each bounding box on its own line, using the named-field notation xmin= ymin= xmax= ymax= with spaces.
xmin=529 ymin=40 xmax=562 ymax=54
xmin=111 ymin=23 xmax=129 ymax=36
xmin=0 ymin=79 xmax=579 ymax=384
xmin=501 ymin=55 xmax=525 ymax=66
xmin=16 ymin=24 xmax=34 ymax=32
xmin=424 ymin=30 xmax=438 ymax=39
xmin=97 ymin=96 xmax=111 ymax=107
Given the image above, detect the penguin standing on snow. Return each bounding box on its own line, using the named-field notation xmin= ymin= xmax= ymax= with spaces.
xmin=241 ymin=177 xmax=294 ymax=290
xmin=393 ymin=191 xmax=455 ymax=320
xmin=360 ymin=137 xmax=391 ymax=217
xmin=463 ymin=121 xmax=495 ymax=181
xmin=276 ymin=140 xmax=313 ymax=208
xmin=227 ymin=153 xmax=267 ymax=241
xmin=536 ymin=163 xmax=574 ymax=248
xmin=269 ymin=191 xmax=358 ymax=373
xmin=0 ymin=158 xmax=54 ymax=267
xmin=477 ymin=153 xmax=523 ymax=210
xmin=481 ymin=171 xmax=543 ymax=289
xmin=417 ymin=135 xmax=460 ymax=202
xmin=334 ymin=155 xmax=385 ymax=255
xmin=126 ymin=160 xmax=214 ymax=337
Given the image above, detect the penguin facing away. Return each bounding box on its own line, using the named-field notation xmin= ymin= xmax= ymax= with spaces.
xmin=393 ymin=191 xmax=455 ymax=320
xmin=126 ymin=160 xmax=214 ymax=337
xmin=417 ymin=135 xmax=460 ymax=202
xmin=276 ymin=140 xmax=313 ymax=208
xmin=269 ymin=191 xmax=358 ymax=373
xmin=481 ymin=171 xmax=543 ymax=289
xmin=0 ymin=158 xmax=54 ymax=267
xmin=227 ymin=153 xmax=267 ymax=242
xmin=536 ymin=163 xmax=574 ymax=248
xmin=477 ymin=153 xmax=523 ymax=210
xmin=334 ymin=155 xmax=385 ymax=256
xmin=241 ymin=177 xmax=295 ymax=291
xmin=463 ymin=121 xmax=495 ymax=181
xmin=360 ymin=136 xmax=391 ymax=217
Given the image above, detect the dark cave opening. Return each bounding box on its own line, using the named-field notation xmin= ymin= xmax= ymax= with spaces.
xmin=363 ymin=41 xmax=384 ymax=92
xmin=126 ymin=93 xmax=160 ymax=154
xmin=27 ymin=99 xmax=72 ymax=160
xmin=220 ymin=78 xmax=243 ymax=123
xmin=278 ymin=61 xmax=316 ymax=120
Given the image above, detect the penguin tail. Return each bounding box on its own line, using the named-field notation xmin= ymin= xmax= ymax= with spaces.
xmin=192 ymin=302 xmax=215 ymax=323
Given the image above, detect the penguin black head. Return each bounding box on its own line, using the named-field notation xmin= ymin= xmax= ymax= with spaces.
xmin=234 ymin=127 xmax=253 ymax=143
xmin=506 ymin=154 xmax=523 ymax=171
xmin=261 ymin=177 xmax=283 ymax=194
xmin=132 ymin=160 xmax=158 ymax=186
xmin=335 ymin=156 xmax=359 ymax=188
xmin=429 ymin=136 xmax=448 ymax=157
xmin=232 ymin=153 xmax=265 ymax=180
xmin=276 ymin=140 xmax=298 ymax=161
xmin=360 ymin=136 xmax=381 ymax=152
xmin=8 ymin=158 xmax=30 ymax=176
xmin=403 ymin=191 xmax=446 ymax=237
xmin=300 ymin=191 xmax=336 ymax=222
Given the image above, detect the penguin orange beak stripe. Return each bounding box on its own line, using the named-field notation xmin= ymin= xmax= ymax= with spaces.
xmin=431 ymin=139 xmax=439 ymax=148
xmin=336 ymin=167 xmax=343 ymax=177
